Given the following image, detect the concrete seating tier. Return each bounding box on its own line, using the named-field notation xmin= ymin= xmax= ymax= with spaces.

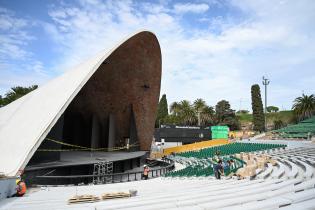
xmin=1 ymin=145 xmax=314 ymax=210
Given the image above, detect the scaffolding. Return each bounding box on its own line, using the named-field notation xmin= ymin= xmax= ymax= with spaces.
xmin=93 ymin=161 xmax=113 ymax=184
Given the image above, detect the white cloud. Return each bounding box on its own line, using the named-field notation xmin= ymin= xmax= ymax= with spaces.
xmin=0 ymin=8 xmax=28 ymax=31
xmin=0 ymin=9 xmax=33 ymax=61
xmin=173 ymin=3 xmax=210 ymax=14
xmin=2 ymin=0 xmax=315 ymax=111
xmin=0 ymin=66 xmax=50 ymax=95
xmin=41 ymin=0 xmax=315 ymax=111
xmin=0 ymin=8 xmax=50 ymax=95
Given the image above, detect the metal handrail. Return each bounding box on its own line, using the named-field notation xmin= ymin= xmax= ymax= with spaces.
xmin=33 ymin=158 xmax=174 ymax=185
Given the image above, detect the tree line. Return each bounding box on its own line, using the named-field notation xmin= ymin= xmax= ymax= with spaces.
xmin=157 ymin=85 xmax=315 ymax=132
xmin=250 ymin=84 xmax=315 ymax=131
xmin=1 ymin=84 xmax=314 ymax=132
xmin=156 ymin=95 xmax=240 ymax=130
xmin=0 ymin=85 xmax=38 ymax=107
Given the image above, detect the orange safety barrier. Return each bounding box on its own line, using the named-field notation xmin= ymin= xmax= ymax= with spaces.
xmin=163 ymin=139 xmax=229 ymax=155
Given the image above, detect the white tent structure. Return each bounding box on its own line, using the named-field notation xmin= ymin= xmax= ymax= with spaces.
xmin=0 ymin=31 xmax=161 ymax=177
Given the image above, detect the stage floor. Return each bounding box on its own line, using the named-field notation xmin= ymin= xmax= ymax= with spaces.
xmin=26 ymin=151 xmax=146 ymax=171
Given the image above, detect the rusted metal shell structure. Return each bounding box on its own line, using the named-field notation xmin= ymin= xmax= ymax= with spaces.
xmin=0 ymin=31 xmax=161 ymax=177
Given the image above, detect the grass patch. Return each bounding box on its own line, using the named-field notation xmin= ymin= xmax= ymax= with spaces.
xmin=238 ymin=113 xmax=252 ymax=122
xmin=238 ymin=110 xmax=294 ymax=125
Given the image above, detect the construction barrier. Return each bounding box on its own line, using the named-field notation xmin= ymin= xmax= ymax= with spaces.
xmin=163 ymin=139 xmax=229 ymax=155
xmin=37 ymin=138 xmax=139 ymax=152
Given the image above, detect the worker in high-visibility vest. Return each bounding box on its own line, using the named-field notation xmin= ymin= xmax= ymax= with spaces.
xmin=16 ymin=179 xmax=27 ymax=196
xmin=142 ymin=165 xmax=150 ymax=180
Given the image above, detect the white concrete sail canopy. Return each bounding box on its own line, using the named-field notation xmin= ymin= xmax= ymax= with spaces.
xmin=0 ymin=31 xmax=161 ymax=177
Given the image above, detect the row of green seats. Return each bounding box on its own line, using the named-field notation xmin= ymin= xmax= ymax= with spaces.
xmin=273 ymin=116 xmax=315 ymax=135
xmin=165 ymin=143 xmax=284 ymax=178
xmin=165 ymin=164 xmax=214 ymax=177
xmin=177 ymin=143 xmax=285 ymax=159
xmin=165 ymin=156 xmax=245 ymax=177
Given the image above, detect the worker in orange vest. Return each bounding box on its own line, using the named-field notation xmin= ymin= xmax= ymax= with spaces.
xmin=143 ymin=165 xmax=150 ymax=180
xmin=16 ymin=179 xmax=27 ymax=196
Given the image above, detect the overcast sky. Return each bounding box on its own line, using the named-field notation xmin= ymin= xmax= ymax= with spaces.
xmin=0 ymin=0 xmax=314 ymax=111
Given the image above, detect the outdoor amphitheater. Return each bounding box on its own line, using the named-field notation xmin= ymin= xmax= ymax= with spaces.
xmin=0 ymin=30 xmax=314 ymax=210
xmin=1 ymin=139 xmax=315 ymax=210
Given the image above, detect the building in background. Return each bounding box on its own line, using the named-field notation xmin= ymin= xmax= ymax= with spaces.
xmin=154 ymin=125 xmax=212 ymax=149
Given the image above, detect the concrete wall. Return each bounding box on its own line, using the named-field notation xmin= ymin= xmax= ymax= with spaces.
xmin=0 ymin=178 xmax=16 ymax=199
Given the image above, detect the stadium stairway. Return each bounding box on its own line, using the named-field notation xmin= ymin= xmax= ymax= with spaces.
xmin=1 ymin=146 xmax=315 ymax=210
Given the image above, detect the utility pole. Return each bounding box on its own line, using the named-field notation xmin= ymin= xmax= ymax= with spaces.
xmin=262 ymin=76 xmax=270 ymax=132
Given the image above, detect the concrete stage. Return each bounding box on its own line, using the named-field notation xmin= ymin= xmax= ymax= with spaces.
xmin=26 ymin=151 xmax=146 ymax=171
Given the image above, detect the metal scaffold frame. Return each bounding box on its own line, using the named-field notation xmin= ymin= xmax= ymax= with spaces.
xmin=93 ymin=161 xmax=113 ymax=184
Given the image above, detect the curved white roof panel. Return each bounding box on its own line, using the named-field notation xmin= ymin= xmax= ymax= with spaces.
xmin=0 ymin=31 xmax=160 ymax=176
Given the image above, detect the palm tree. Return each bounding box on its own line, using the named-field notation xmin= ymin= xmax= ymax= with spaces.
xmin=292 ymin=94 xmax=315 ymax=121
xmin=179 ymin=100 xmax=197 ymax=125
xmin=194 ymin=98 xmax=206 ymax=126
xmin=193 ymin=98 xmax=206 ymax=112
xmin=169 ymin=99 xmax=215 ymax=126
xmin=200 ymin=105 xmax=215 ymax=126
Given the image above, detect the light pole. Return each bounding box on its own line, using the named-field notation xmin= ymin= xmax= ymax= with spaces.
xmin=239 ymin=98 xmax=243 ymax=112
xmin=262 ymin=76 xmax=270 ymax=131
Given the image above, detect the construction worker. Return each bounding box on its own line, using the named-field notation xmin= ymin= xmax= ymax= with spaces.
xmin=143 ymin=165 xmax=150 ymax=180
xmin=214 ymin=160 xmax=224 ymax=180
xmin=16 ymin=179 xmax=27 ymax=196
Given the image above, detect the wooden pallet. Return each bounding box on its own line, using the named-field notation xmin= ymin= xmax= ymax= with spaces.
xmin=101 ymin=192 xmax=131 ymax=200
xmin=68 ymin=195 xmax=100 ymax=204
